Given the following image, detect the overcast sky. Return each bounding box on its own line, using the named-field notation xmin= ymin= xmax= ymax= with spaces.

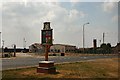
xmin=0 ymin=0 xmax=119 ymax=48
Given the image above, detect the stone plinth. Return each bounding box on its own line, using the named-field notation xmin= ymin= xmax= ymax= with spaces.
xmin=37 ymin=61 xmax=56 ymax=74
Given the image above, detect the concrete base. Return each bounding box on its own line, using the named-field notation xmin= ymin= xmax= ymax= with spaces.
xmin=37 ymin=67 xmax=56 ymax=73
xmin=37 ymin=61 xmax=56 ymax=74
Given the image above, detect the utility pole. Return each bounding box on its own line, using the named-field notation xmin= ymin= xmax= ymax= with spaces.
xmin=23 ymin=38 xmax=26 ymax=49
xmin=103 ymin=33 xmax=105 ymax=44
xmin=0 ymin=32 xmax=1 ymax=48
xmin=13 ymin=44 xmax=16 ymax=57
xmin=2 ymin=40 xmax=4 ymax=58
xmin=0 ymin=32 xmax=1 ymax=54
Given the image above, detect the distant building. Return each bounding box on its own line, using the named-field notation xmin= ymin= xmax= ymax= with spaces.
xmin=29 ymin=43 xmax=76 ymax=53
xmin=50 ymin=44 xmax=76 ymax=53
xmin=29 ymin=43 xmax=45 ymax=53
xmin=112 ymin=43 xmax=120 ymax=54
xmin=3 ymin=47 xmax=29 ymax=53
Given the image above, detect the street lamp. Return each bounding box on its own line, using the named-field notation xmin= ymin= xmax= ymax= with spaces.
xmin=0 ymin=32 xmax=1 ymax=48
xmin=23 ymin=38 xmax=26 ymax=49
xmin=83 ymin=22 xmax=89 ymax=53
xmin=0 ymin=32 xmax=1 ymax=54
xmin=2 ymin=40 xmax=4 ymax=58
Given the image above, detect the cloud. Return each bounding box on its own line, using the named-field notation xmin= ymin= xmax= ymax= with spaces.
xmin=103 ymin=0 xmax=119 ymax=2
xmin=2 ymin=2 xmax=117 ymax=48
xmin=102 ymin=2 xmax=117 ymax=13
xmin=2 ymin=2 xmax=87 ymax=47
xmin=112 ymin=15 xmax=118 ymax=22
xmin=69 ymin=9 xmax=85 ymax=18
xmin=70 ymin=0 xmax=80 ymax=2
xmin=102 ymin=1 xmax=118 ymax=24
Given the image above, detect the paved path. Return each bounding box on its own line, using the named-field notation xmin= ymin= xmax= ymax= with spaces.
xmin=2 ymin=55 xmax=118 ymax=70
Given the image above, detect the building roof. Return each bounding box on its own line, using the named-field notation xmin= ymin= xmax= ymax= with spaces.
xmin=30 ymin=43 xmax=43 ymax=49
xmin=53 ymin=44 xmax=76 ymax=47
xmin=29 ymin=43 xmax=76 ymax=48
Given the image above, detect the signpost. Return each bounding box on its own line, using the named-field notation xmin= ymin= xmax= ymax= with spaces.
xmin=37 ymin=22 xmax=56 ymax=73
xmin=41 ymin=22 xmax=53 ymax=61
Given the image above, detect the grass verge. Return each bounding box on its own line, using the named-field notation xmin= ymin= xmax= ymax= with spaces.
xmin=2 ymin=58 xmax=119 ymax=79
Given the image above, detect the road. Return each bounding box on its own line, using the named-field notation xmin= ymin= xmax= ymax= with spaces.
xmin=2 ymin=55 xmax=118 ymax=70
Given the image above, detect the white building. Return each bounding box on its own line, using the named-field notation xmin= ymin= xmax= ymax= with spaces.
xmin=29 ymin=43 xmax=77 ymax=53
xmin=50 ymin=44 xmax=76 ymax=53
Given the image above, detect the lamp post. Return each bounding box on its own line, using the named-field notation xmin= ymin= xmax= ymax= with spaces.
xmin=23 ymin=38 xmax=26 ymax=49
xmin=83 ymin=22 xmax=89 ymax=53
xmin=2 ymin=40 xmax=4 ymax=58
xmin=0 ymin=32 xmax=1 ymax=48
xmin=0 ymin=32 xmax=1 ymax=55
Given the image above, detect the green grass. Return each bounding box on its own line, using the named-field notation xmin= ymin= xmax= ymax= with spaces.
xmin=2 ymin=58 xmax=119 ymax=79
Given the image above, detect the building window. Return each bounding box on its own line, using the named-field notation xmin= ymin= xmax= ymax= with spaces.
xmin=51 ymin=49 xmax=53 ymax=52
xmin=58 ymin=49 xmax=60 ymax=53
xmin=55 ymin=49 xmax=57 ymax=52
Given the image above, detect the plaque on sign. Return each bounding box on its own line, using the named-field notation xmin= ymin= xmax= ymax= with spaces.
xmin=41 ymin=30 xmax=53 ymax=45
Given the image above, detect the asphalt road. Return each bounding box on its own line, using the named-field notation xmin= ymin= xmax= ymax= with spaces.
xmin=2 ymin=55 xmax=118 ymax=70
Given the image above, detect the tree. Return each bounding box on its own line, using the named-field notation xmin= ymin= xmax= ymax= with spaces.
xmin=100 ymin=43 xmax=112 ymax=54
xmin=107 ymin=43 xmax=111 ymax=48
xmin=100 ymin=43 xmax=107 ymax=49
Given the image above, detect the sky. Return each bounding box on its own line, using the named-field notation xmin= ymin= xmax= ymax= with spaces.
xmin=0 ymin=0 xmax=119 ymax=48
